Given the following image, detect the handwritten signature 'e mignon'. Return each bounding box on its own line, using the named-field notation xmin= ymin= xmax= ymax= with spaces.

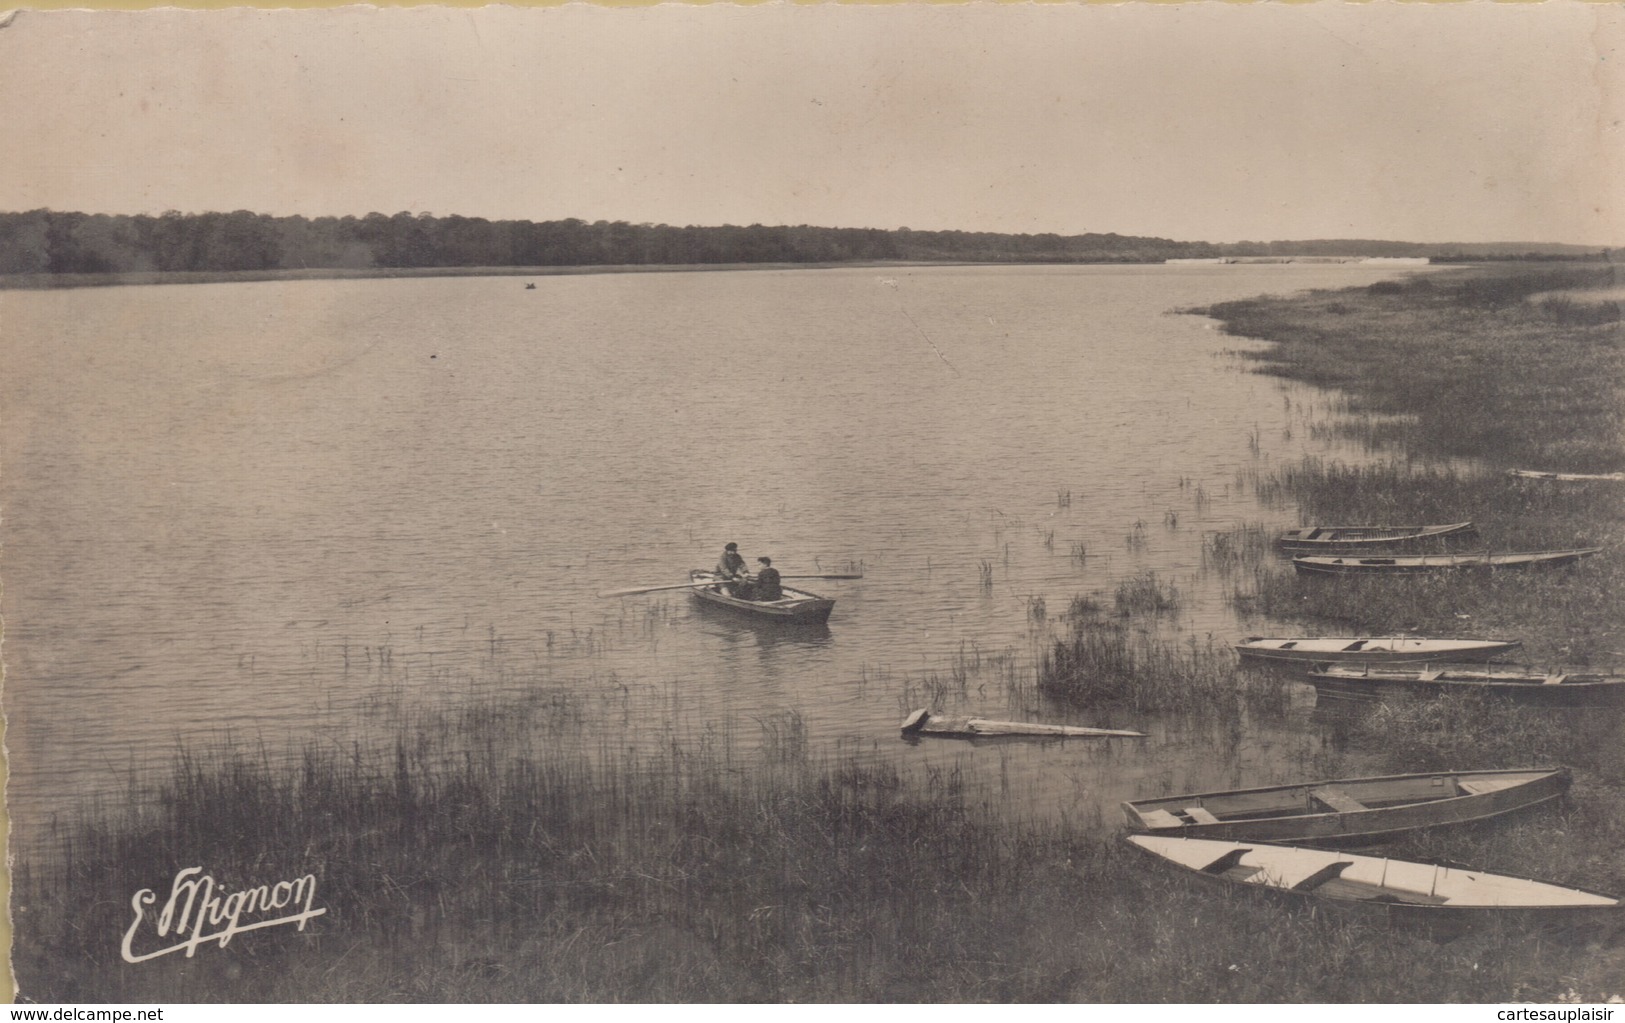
xmin=121 ymin=866 xmax=328 ymax=963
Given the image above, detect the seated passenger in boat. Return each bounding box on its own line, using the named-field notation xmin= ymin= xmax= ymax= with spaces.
xmin=751 ymin=557 xmax=783 ymax=602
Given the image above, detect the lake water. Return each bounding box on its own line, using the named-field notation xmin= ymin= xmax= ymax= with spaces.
xmin=1 ymin=264 xmax=1423 ymax=851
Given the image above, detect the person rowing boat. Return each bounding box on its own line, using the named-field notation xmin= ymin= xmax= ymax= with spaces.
xmin=715 ymin=542 xmax=748 ymax=596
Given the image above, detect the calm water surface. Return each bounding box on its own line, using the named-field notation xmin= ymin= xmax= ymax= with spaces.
xmin=2 ymin=264 xmax=1423 ymax=848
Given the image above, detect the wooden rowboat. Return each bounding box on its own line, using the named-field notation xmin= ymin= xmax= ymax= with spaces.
xmin=688 ymin=569 xmax=835 ymax=623
xmin=1121 ymin=768 xmax=1570 ymax=846
xmin=1308 ymin=665 xmax=1625 ymax=708
xmin=1235 ymin=636 xmax=1521 ymax=667
xmin=900 ymin=709 xmax=1145 ymax=739
xmin=1275 ymin=522 xmax=1475 ymax=553
xmin=1292 ymin=548 xmax=1601 ymax=577
xmin=1508 ymin=469 xmax=1625 ymax=482
xmin=1126 ymin=834 xmax=1622 ymax=935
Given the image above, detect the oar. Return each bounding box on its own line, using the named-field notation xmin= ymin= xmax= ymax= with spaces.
xmin=598 ymin=574 xmax=864 ymax=598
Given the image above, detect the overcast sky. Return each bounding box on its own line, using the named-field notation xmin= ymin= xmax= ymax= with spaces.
xmin=2 ymin=3 xmax=1620 ymax=245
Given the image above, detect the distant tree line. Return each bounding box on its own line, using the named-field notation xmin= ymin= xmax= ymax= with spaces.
xmin=0 ymin=208 xmax=1609 ymax=276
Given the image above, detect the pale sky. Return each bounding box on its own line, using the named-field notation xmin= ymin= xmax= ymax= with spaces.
xmin=2 ymin=3 xmax=1621 ymax=245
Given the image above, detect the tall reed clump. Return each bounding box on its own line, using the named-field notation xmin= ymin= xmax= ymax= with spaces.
xmin=1113 ymin=571 xmax=1180 ymax=616
xmin=15 ymin=692 xmax=1622 ymax=1003
xmin=1037 ymin=618 xmax=1290 ymax=715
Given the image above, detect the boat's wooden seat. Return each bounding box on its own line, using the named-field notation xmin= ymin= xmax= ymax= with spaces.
xmin=1291 ymin=861 xmax=1355 ymax=892
xmin=1137 ymin=809 xmax=1184 ymax=829
xmin=1310 ymin=786 xmax=1368 ymax=813
xmin=1543 ymin=675 xmax=1567 ymax=685
xmin=1200 ymin=847 xmax=1254 ymax=875
xmin=1183 ymin=806 xmax=1221 ymax=825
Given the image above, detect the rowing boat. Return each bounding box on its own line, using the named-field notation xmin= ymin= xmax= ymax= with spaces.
xmin=900 ymin=709 xmax=1145 ymax=739
xmin=1234 ymin=636 xmax=1521 ymax=667
xmin=1126 ymin=834 xmax=1622 ymax=935
xmin=1292 ymin=548 xmax=1602 ymax=577
xmin=1307 ymin=665 xmax=1625 ymax=708
xmin=1508 ymin=469 xmax=1625 ymax=482
xmin=1121 ymin=768 xmax=1570 ymax=846
xmin=687 ymin=569 xmax=836 ymax=623
xmin=1275 ymin=522 xmax=1475 ymax=553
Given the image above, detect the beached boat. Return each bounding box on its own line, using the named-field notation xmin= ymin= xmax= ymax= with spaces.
xmin=1508 ymin=469 xmax=1625 ymax=483
xmin=1292 ymin=548 xmax=1602 ymax=577
xmin=900 ymin=709 xmax=1145 ymax=739
xmin=1275 ymin=522 xmax=1475 ymax=553
xmin=687 ymin=569 xmax=836 ymax=623
xmin=1308 ymin=665 xmax=1625 ymax=708
xmin=1122 ymin=768 xmax=1570 ymax=846
xmin=1235 ymin=636 xmax=1521 ymax=667
xmin=1126 ymin=834 xmax=1621 ymax=934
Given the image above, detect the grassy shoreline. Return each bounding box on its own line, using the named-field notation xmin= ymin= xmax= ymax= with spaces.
xmin=15 ymin=700 xmax=1625 ymax=1003
xmin=1186 ymin=264 xmax=1624 ymax=665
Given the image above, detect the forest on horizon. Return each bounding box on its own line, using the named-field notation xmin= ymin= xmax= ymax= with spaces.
xmin=0 ymin=208 xmax=1611 ymax=277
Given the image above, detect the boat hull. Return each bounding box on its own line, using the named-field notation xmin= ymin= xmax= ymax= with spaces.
xmin=900 ymin=709 xmax=1144 ymax=739
xmin=1508 ymin=469 xmax=1625 ymax=482
xmin=1308 ymin=667 xmax=1625 ymax=708
xmin=1275 ymin=522 xmax=1475 ymax=554
xmin=1122 ymin=768 xmax=1570 ymax=846
xmin=688 ymin=570 xmax=835 ymax=623
xmin=1125 ymin=834 xmax=1622 ymax=938
xmin=1235 ymin=637 xmax=1521 ymax=667
xmin=1293 ymin=549 xmax=1601 ymax=576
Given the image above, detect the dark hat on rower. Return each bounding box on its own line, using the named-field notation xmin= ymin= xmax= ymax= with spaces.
xmin=725 ymin=542 xmax=738 ymax=550
xmin=757 ymin=557 xmax=771 ymax=565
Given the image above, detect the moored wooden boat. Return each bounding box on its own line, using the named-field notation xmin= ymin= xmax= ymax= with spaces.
xmin=1292 ymin=548 xmax=1602 ymax=577
xmin=1308 ymin=665 xmax=1625 ymax=708
xmin=1122 ymin=768 xmax=1570 ymax=846
xmin=1126 ymin=834 xmax=1622 ymax=935
xmin=1508 ymin=469 xmax=1625 ymax=482
xmin=1235 ymin=636 xmax=1521 ymax=667
xmin=1275 ymin=522 xmax=1475 ymax=553
xmin=900 ymin=708 xmax=1145 ymax=739
xmin=688 ymin=569 xmax=836 ymax=623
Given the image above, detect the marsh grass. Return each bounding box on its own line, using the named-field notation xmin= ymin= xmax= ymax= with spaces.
xmin=16 ymin=692 xmax=1622 ymax=1003
xmin=1201 ymin=263 xmax=1625 ymax=473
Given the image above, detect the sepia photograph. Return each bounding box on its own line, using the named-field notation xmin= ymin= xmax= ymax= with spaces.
xmin=1 ymin=1 xmax=1622 ymax=1004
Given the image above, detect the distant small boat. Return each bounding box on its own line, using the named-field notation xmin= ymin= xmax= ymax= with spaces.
xmin=524 ymin=282 xmax=537 ymax=289
xmin=1292 ymin=548 xmax=1602 ymax=576
xmin=1275 ymin=522 xmax=1475 ymax=553
xmin=900 ymin=709 xmax=1145 ymax=739
xmin=1126 ymin=835 xmax=1622 ymax=934
xmin=1122 ymin=767 xmax=1570 ymax=846
xmin=1308 ymin=665 xmax=1625 ymax=708
xmin=1508 ymin=469 xmax=1624 ymax=482
xmin=688 ymin=569 xmax=836 ymax=623
xmin=1235 ymin=636 xmax=1521 ymax=666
